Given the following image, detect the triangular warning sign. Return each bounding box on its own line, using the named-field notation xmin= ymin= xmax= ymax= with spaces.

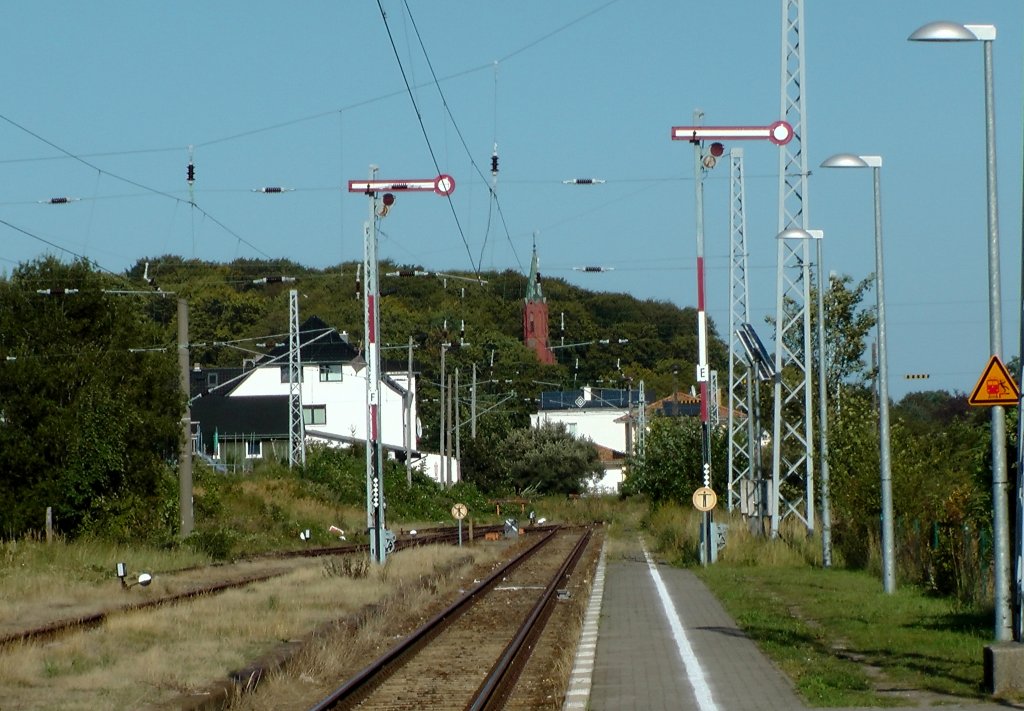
xmin=969 ymin=355 xmax=1021 ymax=406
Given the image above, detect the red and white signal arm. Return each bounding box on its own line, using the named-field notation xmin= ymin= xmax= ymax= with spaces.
xmin=347 ymin=173 xmax=456 ymax=196
xmin=434 ymin=174 xmax=455 ymax=196
xmin=671 ymin=121 xmax=794 ymax=146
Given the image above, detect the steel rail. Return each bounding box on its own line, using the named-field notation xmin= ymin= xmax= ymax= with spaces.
xmin=1 ymin=524 xmax=518 ymax=648
xmin=307 ymin=526 xmax=563 ymax=711
xmin=467 ymin=526 xmax=593 ymax=710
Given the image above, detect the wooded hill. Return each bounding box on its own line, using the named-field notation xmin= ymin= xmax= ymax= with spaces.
xmin=126 ymin=255 xmax=729 ymax=449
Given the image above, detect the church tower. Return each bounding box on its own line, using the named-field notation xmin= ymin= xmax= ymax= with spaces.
xmin=523 ymin=244 xmax=556 ymax=365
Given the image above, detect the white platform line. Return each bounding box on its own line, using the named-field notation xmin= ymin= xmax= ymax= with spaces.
xmin=642 ymin=544 xmax=719 ymax=711
xmin=561 ymin=540 xmax=607 ymax=711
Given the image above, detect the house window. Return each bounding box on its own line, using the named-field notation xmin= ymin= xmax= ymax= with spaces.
xmin=207 ymin=372 xmax=219 ymax=388
xmin=280 ymin=366 xmax=303 ymax=383
xmin=246 ymin=439 xmax=262 ymax=459
xmin=303 ymin=405 xmax=327 ymax=426
xmin=320 ymin=364 xmax=343 ymax=382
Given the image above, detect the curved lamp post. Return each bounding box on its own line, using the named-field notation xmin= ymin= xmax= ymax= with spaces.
xmin=777 ymin=227 xmax=832 ymax=569
xmin=820 ymin=154 xmax=895 ymax=594
xmin=909 ymin=20 xmax=1011 ymax=641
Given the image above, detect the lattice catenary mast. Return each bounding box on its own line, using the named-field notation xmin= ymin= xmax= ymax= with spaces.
xmin=288 ymin=288 xmax=305 ymax=469
xmin=771 ymin=0 xmax=815 ymax=536
xmin=726 ymin=148 xmax=753 ymax=513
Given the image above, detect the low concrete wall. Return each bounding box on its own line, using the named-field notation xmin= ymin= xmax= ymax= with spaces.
xmin=984 ymin=642 xmax=1024 ymax=694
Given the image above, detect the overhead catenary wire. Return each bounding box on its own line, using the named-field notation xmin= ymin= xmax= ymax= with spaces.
xmin=2 ymin=1 xmax=632 ymax=281
xmin=0 ymin=112 xmax=273 ymax=261
xmin=376 ymin=0 xmax=484 ymax=282
xmin=400 ymin=2 xmax=523 ymax=276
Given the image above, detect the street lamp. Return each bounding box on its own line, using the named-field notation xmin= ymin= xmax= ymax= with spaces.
xmin=776 ymin=228 xmax=832 ymax=569
xmin=909 ymin=21 xmax=1011 ymax=641
xmin=819 ymin=154 xmax=895 ymax=594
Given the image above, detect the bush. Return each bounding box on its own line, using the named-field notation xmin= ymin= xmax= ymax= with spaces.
xmin=185 ymin=527 xmax=236 ymax=560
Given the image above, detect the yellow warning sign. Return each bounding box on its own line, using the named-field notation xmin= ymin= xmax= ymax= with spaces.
xmin=969 ymin=355 xmax=1021 ymax=407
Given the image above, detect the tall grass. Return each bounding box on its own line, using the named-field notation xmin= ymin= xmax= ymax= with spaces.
xmin=0 ymin=544 xmax=496 ymax=711
xmin=643 ymin=502 xmax=826 ymax=569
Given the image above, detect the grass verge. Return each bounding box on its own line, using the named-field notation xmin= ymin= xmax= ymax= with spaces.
xmin=638 ymin=502 xmax=999 ymax=707
xmin=697 ymin=559 xmax=993 ymax=707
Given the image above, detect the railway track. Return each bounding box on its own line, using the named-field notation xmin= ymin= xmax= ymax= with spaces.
xmin=0 ymin=523 xmax=521 ymax=648
xmin=309 ymin=526 xmax=593 ymax=711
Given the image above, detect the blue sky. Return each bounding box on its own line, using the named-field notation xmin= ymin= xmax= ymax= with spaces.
xmin=1 ymin=1 xmax=1022 ymax=400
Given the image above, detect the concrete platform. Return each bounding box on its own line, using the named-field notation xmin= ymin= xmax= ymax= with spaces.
xmin=564 ymin=538 xmax=1015 ymax=711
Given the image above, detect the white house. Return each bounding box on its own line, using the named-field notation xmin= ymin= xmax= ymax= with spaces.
xmin=530 ymin=385 xmax=647 ymax=494
xmin=191 ymin=316 xmax=442 ymax=478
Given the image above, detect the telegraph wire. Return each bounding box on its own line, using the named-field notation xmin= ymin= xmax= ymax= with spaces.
xmin=0 ymin=5 xmax=624 ymax=164
xmin=375 ymin=0 xmax=479 ymax=280
xmin=0 ymin=112 xmax=273 ymax=261
xmin=400 ymin=2 xmax=523 ymax=276
xmin=0 ymin=216 xmax=122 ymax=279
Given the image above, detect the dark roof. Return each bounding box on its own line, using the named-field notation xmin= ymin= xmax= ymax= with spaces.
xmin=190 ymin=367 xmax=246 ymax=398
xmin=266 ymin=315 xmax=359 ymax=364
xmin=538 ymin=388 xmax=652 ymax=411
xmin=191 ymin=394 xmax=289 ymax=450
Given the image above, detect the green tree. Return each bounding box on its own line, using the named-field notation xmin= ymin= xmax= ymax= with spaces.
xmin=623 ymin=416 xmax=727 ymax=504
xmin=815 ymin=273 xmax=876 ymax=387
xmin=464 ymin=422 xmax=602 ymax=495
xmin=0 ymin=258 xmax=181 ymax=540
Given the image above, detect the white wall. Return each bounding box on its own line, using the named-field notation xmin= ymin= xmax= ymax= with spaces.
xmin=229 ymin=363 xmax=416 ymax=451
xmin=531 ymin=408 xmax=630 ymax=454
xmin=420 ymin=453 xmax=461 ymax=486
xmin=591 ymin=463 xmax=624 ymax=494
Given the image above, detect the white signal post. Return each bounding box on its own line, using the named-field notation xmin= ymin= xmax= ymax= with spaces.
xmin=672 ymin=115 xmax=793 ymax=565
xmin=348 ymin=167 xmax=455 ymax=564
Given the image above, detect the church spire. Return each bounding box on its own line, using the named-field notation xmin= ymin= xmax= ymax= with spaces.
xmin=526 ymin=236 xmax=544 ymax=303
xmin=522 ymin=236 xmax=555 ymax=365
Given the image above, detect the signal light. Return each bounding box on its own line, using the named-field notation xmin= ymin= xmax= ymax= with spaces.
xmin=382 ymin=193 xmax=395 ymax=206
xmin=709 ymin=142 xmax=725 ymax=157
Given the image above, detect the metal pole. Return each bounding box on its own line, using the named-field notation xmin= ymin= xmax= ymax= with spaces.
xmin=406 ymin=335 xmax=413 ymax=489
xmin=814 ymin=236 xmax=832 ymax=567
xmin=446 ymin=373 xmax=453 ymax=486
xmin=691 ymin=109 xmax=713 ymax=566
xmin=455 ymin=366 xmax=461 ymax=464
xmin=363 ymin=167 xmax=387 ymax=564
xmin=1016 ymin=39 xmax=1024 ymax=642
xmin=981 ymin=38 xmax=1011 ymax=640
xmin=440 ymin=342 xmax=446 ymax=486
xmin=177 ymin=298 xmax=194 ymax=538
xmin=871 ymin=166 xmax=895 ymax=594
xmin=471 ymin=363 xmax=477 ymax=439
